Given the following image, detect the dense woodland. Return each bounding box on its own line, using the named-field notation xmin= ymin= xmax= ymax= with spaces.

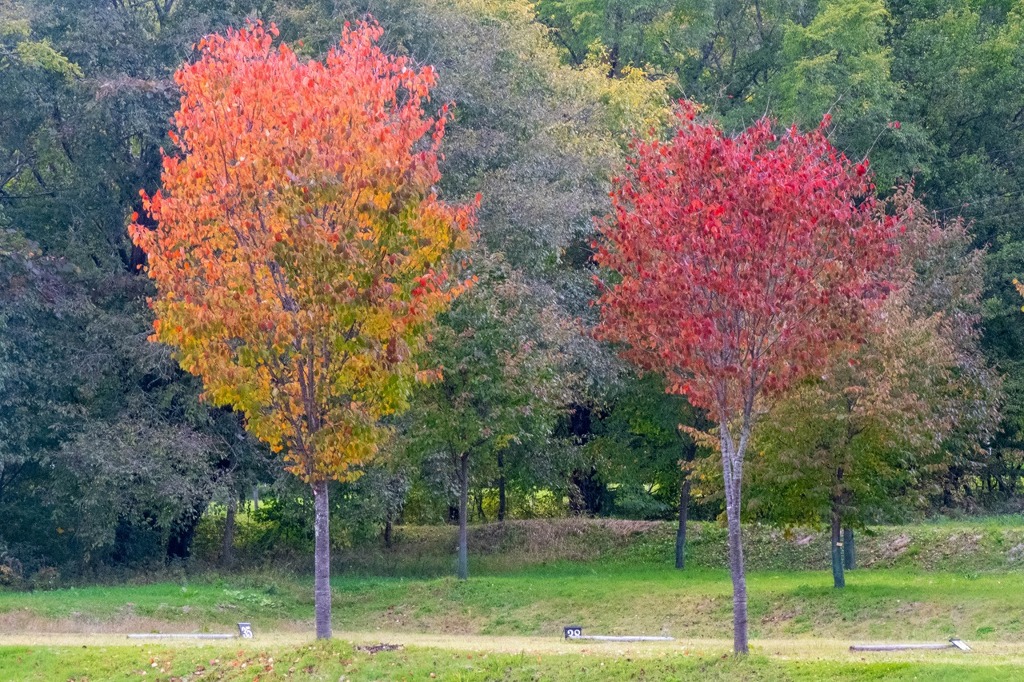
xmin=2 ymin=0 xmax=1023 ymax=589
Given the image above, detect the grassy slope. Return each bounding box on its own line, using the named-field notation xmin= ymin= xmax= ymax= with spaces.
xmin=190 ymin=514 xmax=1024 ymax=577
xmin=324 ymin=517 xmax=1024 ymax=576
xmin=1 ymin=566 xmax=1021 ymax=641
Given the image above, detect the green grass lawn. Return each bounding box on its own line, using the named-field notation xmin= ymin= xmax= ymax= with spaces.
xmin=1 ymin=638 xmax=1021 ymax=681
xmin=4 ymin=519 xmax=1024 ymax=679
xmin=1 ymin=564 xmax=1022 ymax=642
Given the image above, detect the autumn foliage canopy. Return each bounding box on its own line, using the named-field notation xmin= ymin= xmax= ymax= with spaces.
xmin=130 ymin=21 xmax=476 ymax=484
xmin=595 ymin=104 xmax=898 ymax=422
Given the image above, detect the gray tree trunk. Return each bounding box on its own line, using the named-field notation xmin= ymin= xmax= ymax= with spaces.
xmin=221 ymin=495 xmax=236 ymax=570
xmin=843 ymin=527 xmax=855 ymax=570
xmin=252 ymin=485 xmax=259 ymax=511
xmin=675 ymin=473 xmax=691 ymax=570
xmin=831 ymin=501 xmax=845 ymax=588
xmin=720 ymin=424 xmax=749 ymax=655
xmin=312 ymin=480 xmax=332 ymax=639
xmin=457 ymin=452 xmax=469 ymax=581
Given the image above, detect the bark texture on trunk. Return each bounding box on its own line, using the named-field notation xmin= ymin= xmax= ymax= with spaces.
xmin=675 ymin=474 xmax=691 ymax=570
xmin=843 ymin=526 xmax=855 ymax=570
xmin=457 ymin=452 xmax=469 ymax=581
xmin=312 ymin=480 xmax=332 ymax=639
xmin=221 ymin=496 xmax=236 ymax=570
xmin=831 ymin=502 xmax=845 ymax=588
xmin=720 ymin=423 xmax=749 ymax=655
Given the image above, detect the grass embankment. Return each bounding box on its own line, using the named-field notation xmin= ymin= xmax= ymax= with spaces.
xmin=326 ymin=516 xmax=1024 ymax=575
xmin=1 ymin=566 xmax=1021 ymax=642
xmin=189 ymin=514 xmax=1024 ymax=577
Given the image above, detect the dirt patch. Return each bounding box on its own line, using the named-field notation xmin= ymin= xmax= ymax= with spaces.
xmin=941 ymin=532 xmax=982 ymax=557
xmin=868 ymin=533 xmax=912 ymax=566
xmin=895 ymin=601 xmax=924 ymax=615
xmin=762 ymin=608 xmax=800 ymax=625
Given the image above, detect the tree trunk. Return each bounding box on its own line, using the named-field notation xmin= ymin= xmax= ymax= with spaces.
xmin=312 ymin=480 xmax=332 ymax=639
xmin=384 ymin=518 xmax=393 ymax=549
xmin=568 ymin=467 xmax=605 ymax=516
xmin=476 ymin=490 xmax=486 ymax=522
xmin=497 ymin=453 xmax=507 ymax=522
xmin=607 ymin=7 xmax=623 ymax=77
xmin=843 ymin=527 xmax=855 ymax=570
xmin=166 ymin=502 xmax=204 ymax=561
xmin=675 ymin=473 xmax=691 ymax=570
xmin=252 ymin=485 xmax=259 ymax=511
xmin=457 ymin=453 xmax=469 ymax=580
xmin=720 ymin=426 xmax=749 ymax=655
xmin=831 ymin=501 xmax=845 ymax=589
xmin=221 ymin=495 xmax=236 ymax=570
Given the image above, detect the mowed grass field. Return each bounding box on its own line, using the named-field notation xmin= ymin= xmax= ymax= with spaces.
xmin=4 ymin=635 xmax=1024 ymax=681
xmin=3 ymin=518 xmax=1024 ymax=679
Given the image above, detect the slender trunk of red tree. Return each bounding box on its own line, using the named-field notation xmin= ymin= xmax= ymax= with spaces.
xmin=720 ymin=422 xmax=749 ymax=655
xmin=312 ymin=480 xmax=332 ymax=639
xmin=457 ymin=452 xmax=469 ymax=580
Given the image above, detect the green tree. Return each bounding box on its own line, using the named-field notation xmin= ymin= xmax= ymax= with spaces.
xmin=0 ymin=5 xmax=270 ymax=574
xmin=750 ymin=297 xmax=961 ymax=587
xmin=768 ymin=0 xmax=915 ymax=186
xmin=406 ymin=259 xmax=572 ymax=579
xmin=587 ymin=373 xmax=709 ymax=568
xmin=891 ymin=0 xmax=1024 ymax=499
xmin=750 ymin=188 xmax=999 ymax=586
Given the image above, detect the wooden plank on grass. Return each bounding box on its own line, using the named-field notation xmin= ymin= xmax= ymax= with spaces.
xmin=850 ymin=640 xmax=971 ymax=652
xmin=573 ymin=635 xmax=675 ymax=642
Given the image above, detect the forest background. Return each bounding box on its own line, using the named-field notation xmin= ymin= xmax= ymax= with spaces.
xmin=2 ymin=0 xmax=1023 ymax=583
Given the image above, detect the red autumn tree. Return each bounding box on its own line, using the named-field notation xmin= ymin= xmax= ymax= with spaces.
xmin=594 ymin=103 xmax=896 ymax=654
xmin=130 ymin=22 xmax=475 ymax=639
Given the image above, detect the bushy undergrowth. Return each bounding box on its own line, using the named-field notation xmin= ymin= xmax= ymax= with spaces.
xmin=188 ymin=514 xmax=1024 ymax=579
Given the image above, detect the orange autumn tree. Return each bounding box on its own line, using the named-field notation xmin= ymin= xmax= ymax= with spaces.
xmin=130 ymin=21 xmax=476 ymax=639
